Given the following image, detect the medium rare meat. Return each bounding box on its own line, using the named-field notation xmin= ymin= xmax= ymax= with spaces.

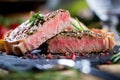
xmin=5 ymin=9 xmax=70 ymax=55
xmin=47 ymin=29 xmax=115 ymax=53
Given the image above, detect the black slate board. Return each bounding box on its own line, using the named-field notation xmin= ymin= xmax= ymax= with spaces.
xmin=0 ymin=46 xmax=119 ymax=71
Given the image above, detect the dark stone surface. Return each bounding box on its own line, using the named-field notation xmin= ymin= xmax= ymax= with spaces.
xmin=0 ymin=46 xmax=119 ymax=71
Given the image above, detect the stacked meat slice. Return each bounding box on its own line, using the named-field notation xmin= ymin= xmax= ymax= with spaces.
xmin=4 ymin=9 xmax=115 ymax=55
xmin=5 ymin=9 xmax=70 ymax=55
xmin=47 ymin=29 xmax=115 ymax=53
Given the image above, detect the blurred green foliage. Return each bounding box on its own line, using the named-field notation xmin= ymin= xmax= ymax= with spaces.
xmin=63 ymin=0 xmax=120 ymax=32
xmin=0 ymin=16 xmax=23 ymax=28
xmin=0 ymin=69 xmax=82 ymax=80
xmin=61 ymin=0 xmax=101 ymax=29
xmin=65 ymin=0 xmax=88 ymax=16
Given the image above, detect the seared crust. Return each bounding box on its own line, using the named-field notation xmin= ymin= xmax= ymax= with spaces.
xmin=4 ymin=40 xmax=23 ymax=55
xmin=108 ymin=33 xmax=115 ymax=50
xmin=0 ymin=40 xmax=5 ymax=52
xmin=59 ymin=30 xmax=105 ymax=39
xmin=12 ymin=41 xmax=27 ymax=55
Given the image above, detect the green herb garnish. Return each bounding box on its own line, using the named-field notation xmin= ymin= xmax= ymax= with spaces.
xmin=111 ymin=49 xmax=120 ymax=63
xmin=28 ymin=12 xmax=45 ymax=26
xmin=70 ymin=18 xmax=89 ymax=31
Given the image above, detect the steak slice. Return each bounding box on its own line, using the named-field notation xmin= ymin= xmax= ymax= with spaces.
xmin=47 ymin=30 xmax=115 ymax=53
xmin=5 ymin=9 xmax=70 ymax=55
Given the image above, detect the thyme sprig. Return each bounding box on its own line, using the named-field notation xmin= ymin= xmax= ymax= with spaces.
xmin=29 ymin=12 xmax=45 ymax=26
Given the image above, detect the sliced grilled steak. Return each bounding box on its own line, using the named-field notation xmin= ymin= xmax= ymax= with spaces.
xmin=5 ymin=9 xmax=70 ymax=55
xmin=47 ymin=30 xmax=115 ymax=53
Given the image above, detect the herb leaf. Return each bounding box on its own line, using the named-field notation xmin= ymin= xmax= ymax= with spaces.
xmin=28 ymin=12 xmax=45 ymax=26
xmin=111 ymin=49 xmax=120 ymax=63
xmin=70 ymin=18 xmax=89 ymax=31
